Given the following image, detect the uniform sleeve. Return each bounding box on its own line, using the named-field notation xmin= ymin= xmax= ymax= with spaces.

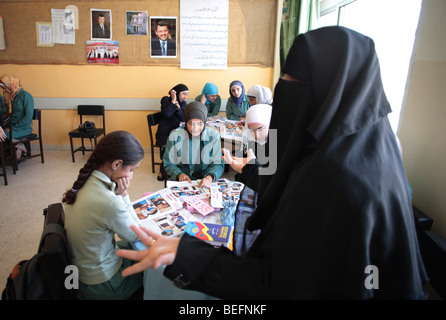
xmin=163 ymin=233 xmax=271 ymax=299
xmin=107 ymin=194 xmax=140 ymax=243
xmin=162 ymin=131 xmax=185 ymax=180
xmin=225 ymin=99 xmax=237 ymax=120
xmin=208 ymin=96 xmax=221 ymax=116
xmin=14 ymin=91 xmax=34 ymax=129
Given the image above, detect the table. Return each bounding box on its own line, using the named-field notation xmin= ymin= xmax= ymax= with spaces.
xmin=132 ymin=181 xmax=258 ymax=300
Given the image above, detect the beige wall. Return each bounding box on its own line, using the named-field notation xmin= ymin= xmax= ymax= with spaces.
xmin=399 ymin=0 xmax=446 ymax=236
xmin=0 ymin=64 xmax=273 ymax=147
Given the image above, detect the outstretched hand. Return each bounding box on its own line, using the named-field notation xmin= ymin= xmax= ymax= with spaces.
xmin=222 ymin=148 xmax=256 ymax=173
xmin=116 ymin=225 xmax=180 ymax=277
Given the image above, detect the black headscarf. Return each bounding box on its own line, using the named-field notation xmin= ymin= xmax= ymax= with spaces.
xmin=170 ymin=83 xmax=189 ymax=102
xmin=244 ymin=26 xmax=428 ymax=299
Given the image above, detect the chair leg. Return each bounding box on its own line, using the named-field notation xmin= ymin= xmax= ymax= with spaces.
xmin=70 ymin=136 xmax=75 ymax=162
xmin=151 ymin=147 xmax=155 ymax=173
xmin=39 ymin=139 xmax=44 ymax=163
xmin=81 ymin=138 xmax=85 ymax=155
xmin=0 ymin=144 xmax=8 ymax=185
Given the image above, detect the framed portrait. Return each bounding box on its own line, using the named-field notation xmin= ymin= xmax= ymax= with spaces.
xmin=126 ymin=11 xmax=148 ymax=36
xmin=91 ymin=9 xmax=112 ymax=40
xmin=150 ymin=16 xmax=177 ymax=58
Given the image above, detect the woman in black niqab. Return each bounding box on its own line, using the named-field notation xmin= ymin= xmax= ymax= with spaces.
xmin=118 ymin=26 xmax=428 ymax=299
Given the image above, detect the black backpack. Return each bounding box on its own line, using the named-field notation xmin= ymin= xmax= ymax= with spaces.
xmin=2 ymin=203 xmax=77 ymax=300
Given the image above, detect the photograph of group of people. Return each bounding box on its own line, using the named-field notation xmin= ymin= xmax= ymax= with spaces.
xmin=89 ymin=8 xmax=177 ymax=62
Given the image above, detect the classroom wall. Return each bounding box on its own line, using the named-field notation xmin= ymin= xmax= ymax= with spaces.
xmin=0 ymin=64 xmax=273 ymax=147
xmin=398 ymin=0 xmax=446 ymax=237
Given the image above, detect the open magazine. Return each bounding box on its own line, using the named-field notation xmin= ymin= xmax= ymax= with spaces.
xmin=132 ymin=179 xmax=244 ymax=239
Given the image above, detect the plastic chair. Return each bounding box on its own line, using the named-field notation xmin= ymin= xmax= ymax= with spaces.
xmin=11 ymin=108 xmax=44 ymax=170
xmin=147 ymin=112 xmax=163 ymax=173
xmin=68 ymin=105 xmax=105 ymax=162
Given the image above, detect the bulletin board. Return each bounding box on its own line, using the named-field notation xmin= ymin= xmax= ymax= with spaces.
xmin=0 ymin=0 xmax=276 ymax=67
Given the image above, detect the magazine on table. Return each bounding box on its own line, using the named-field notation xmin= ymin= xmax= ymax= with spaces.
xmin=131 ymin=180 xmax=245 ymax=239
xmin=183 ymin=221 xmax=233 ymax=249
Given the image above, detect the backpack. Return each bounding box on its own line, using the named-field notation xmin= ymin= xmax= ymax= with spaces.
xmin=78 ymin=121 xmax=96 ymax=133
xmin=2 ymin=203 xmax=76 ymax=300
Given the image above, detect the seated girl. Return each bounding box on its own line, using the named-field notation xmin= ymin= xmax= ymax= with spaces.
xmin=225 ymin=80 xmax=251 ymax=121
xmin=0 ymin=74 xmax=34 ymax=160
xmin=223 ymin=104 xmax=272 ymax=191
xmin=63 ymin=130 xmax=145 ymax=300
xmin=155 ymin=83 xmax=189 ymax=180
xmin=195 ymin=82 xmax=221 ymax=117
xmin=246 ymin=85 xmax=273 ymax=106
xmin=163 ymin=101 xmax=224 ymax=188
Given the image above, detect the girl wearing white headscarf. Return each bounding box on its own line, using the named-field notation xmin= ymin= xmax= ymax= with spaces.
xmin=246 ymin=85 xmax=273 ymax=106
xmin=222 ymin=104 xmax=272 ymax=190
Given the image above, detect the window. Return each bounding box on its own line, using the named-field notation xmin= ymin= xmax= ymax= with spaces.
xmin=318 ymin=0 xmax=422 ymax=133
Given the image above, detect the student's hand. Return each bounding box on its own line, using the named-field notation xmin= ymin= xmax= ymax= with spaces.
xmin=198 ymin=175 xmax=213 ymax=188
xmin=222 ymin=148 xmax=233 ymax=164
xmin=178 ymin=173 xmax=191 ymax=183
xmin=114 ymin=177 xmax=130 ymax=197
xmin=226 ymin=149 xmax=256 ymax=174
xmin=170 ymin=89 xmax=177 ymax=104
xmin=116 ymin=225 xmax=180 ymax=275
xmin=238 ymin=117 xmax=246 ymax=126
xmin=199 ymin=93 xmax=207 ymax=104
xmin=0 ymin=127 xmax=6 ymax=142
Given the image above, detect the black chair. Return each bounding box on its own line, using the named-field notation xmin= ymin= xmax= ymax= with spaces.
xmin=1 ymin=114 xmax=16 ymax=176
xmin=69 ymin=105 xmax=105 ymax=162
xmin=11 ymin=108 xmax=44 ymax=170
xmin=147 ymin=112 xmax=163 ymax=173
xmin=0 ymin=141 xmax=8 ymax=185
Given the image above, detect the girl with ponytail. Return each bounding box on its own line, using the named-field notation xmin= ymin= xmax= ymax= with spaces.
xmin=63 ymin=130 xmax=145 ymax=300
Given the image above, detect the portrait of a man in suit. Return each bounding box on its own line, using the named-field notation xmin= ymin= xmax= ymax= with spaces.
xmin=91 ymin=10 xmax=112 ymax=40
xmin=150 ymin=18 xmax=177 ymax=58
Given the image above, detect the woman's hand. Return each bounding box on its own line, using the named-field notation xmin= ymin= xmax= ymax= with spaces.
xmin=116 ymin=225 xmax=180 ymax=276
xmin=178 ymin=173 xmax=191 ymax=183
xmin=114 ymin=177 xmax=130 ymax=197
xmin=198 ymin=175 xmax=213 ymax=188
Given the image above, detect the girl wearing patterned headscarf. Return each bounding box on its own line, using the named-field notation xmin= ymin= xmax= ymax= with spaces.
xmin=225 ymin=80 xmax=251 ymax=120
xmin=0 ymin=74 xmax=34 ymax=160
xmin=195 ymin=82 xmax=221 ymax=116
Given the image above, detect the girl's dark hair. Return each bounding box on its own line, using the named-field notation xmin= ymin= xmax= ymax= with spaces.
xmin=62 ymin=130 xmax=144 ymax=204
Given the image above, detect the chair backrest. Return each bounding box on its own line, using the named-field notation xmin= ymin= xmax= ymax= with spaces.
xmin=33 ymin=109 xmax=42 ymax=135
xmin=147 ymin=112 xmax=162 ymax=146
xmin=77 ymin=105 xmax=105 ymax=131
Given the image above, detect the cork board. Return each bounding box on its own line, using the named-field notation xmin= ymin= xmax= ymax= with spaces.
xmin=0 ymin=0 xmax=276 ymax=67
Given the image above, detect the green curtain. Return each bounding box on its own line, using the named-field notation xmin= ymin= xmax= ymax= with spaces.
xmin=280 ymin=0 xmax=319 ymax=71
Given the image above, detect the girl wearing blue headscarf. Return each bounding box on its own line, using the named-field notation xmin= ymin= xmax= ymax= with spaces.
xmin=195 ymin=82 xmax=221 ymax=117
xmin=225 ymin=80 xmax=251 ymax=120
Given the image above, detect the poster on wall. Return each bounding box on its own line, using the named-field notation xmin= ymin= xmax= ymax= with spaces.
xmin=86 ymin=40 xmax=119 ymax=64
xmin=51 ymin=8 xmax=75 ymax=44
xmin=180 ymin=0 xmax=229 ymax=70
xmin=36 ymin=22 xmax=53 ymax=47
xmin=149 ymin=16 xmax=177 ymax=58
xmin=126 ymin=11 xmax=148 ymax=36
xmin=91 ymin=9 xmax=112 ymax=40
